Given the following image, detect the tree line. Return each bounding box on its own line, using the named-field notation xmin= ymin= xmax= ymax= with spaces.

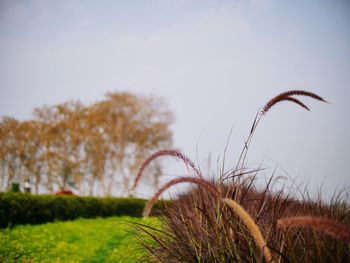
xmin=0 ymin=92 xmax=173 ymax=196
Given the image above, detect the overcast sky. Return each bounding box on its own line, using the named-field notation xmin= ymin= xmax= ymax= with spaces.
xmin=1 ymin=0 xmax=349 ymax=199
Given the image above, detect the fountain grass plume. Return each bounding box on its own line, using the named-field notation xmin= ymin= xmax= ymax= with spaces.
xmin=133 ymin=149 xmax=202 ymax=192
xmin=262 ymin=90 xmax=327 ymax=114
xmin=143 ymin=176 xmax=219 ymax=217
xmin=236 ymin=90 xmax=325 ymax=173
xmin=275 ymin=97 xmax=310 ymax=112
xmin=224 ymin=198 xmax=274 ymax=263
xmin=277 ymin=216 xmax=350 ymax=242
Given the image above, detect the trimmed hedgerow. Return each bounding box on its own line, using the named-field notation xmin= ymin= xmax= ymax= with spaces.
xmin=0 ymin=192 xmax=168 ymax=228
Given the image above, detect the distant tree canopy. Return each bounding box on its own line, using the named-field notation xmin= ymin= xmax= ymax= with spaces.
xmin=0 ymin=92 xmax=173 ymax=196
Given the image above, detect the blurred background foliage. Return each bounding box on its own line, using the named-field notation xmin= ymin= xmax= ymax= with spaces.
xmin=0 ymin=92 xmax=173 ymax=196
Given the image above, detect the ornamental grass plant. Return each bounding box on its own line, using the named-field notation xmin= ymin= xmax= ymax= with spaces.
xmin=133 ymin=91 xmax=350 ymax=263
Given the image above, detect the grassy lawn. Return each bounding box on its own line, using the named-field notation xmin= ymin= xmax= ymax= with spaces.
xmin=0 ymin=216 xmax=158 ymax=263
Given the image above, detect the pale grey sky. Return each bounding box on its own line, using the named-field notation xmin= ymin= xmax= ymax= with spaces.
xmin=1 ymin=0 xmax=349 ymax=198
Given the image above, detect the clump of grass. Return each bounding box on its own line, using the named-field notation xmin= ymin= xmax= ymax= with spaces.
xmin=139 ymin=171 xmax=350 ymax=262
xmin=135 ymin=90 xmax=350 ymax=262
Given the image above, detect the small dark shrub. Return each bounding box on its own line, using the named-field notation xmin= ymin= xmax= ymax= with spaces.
xmin=10 ymin=182 xmax=20 ymax=193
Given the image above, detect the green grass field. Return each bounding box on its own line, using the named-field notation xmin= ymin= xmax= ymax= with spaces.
xmin=0 ymin=216 xmax=158 ymax=263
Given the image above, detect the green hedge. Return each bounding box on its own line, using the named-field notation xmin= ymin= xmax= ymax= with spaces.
xmin=0 ymin=192 xmax=168 ymax=228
